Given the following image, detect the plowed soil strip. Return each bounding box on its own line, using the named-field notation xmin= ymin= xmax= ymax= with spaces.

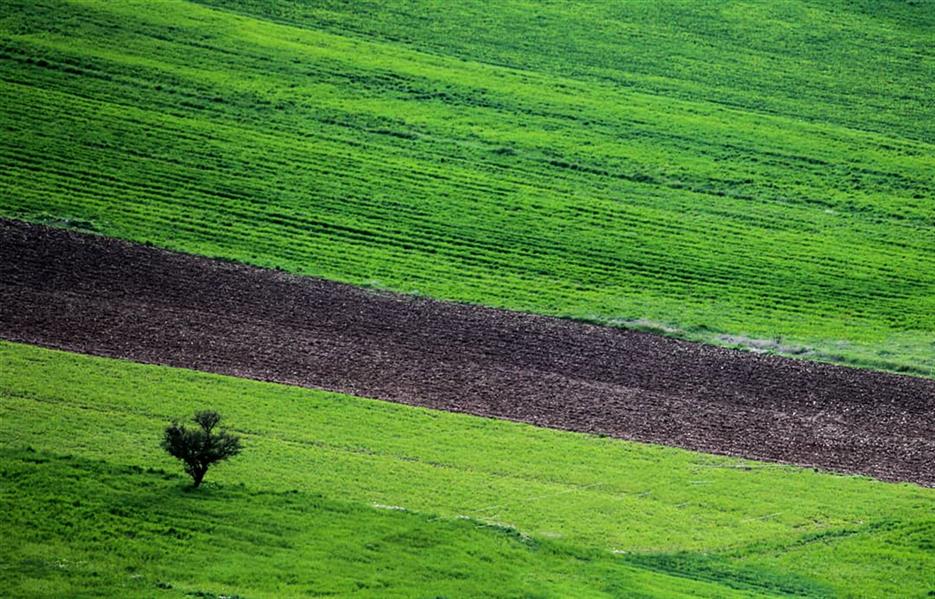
xmin=2 ymin=220 xmax=932 ymax=485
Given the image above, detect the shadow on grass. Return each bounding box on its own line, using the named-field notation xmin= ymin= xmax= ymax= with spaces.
xmin=3 ymin=447 xmax=838 ymax=597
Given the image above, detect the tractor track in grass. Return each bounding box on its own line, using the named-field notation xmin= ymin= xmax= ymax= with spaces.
xmin=2 ymin=219 xmax=933 ymax=485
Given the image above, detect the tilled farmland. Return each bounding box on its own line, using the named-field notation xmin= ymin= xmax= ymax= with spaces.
xmin=2 ymin=219 xmax=933 ymax=485
xmin=2 ymin=0 xmax=933 ymax=377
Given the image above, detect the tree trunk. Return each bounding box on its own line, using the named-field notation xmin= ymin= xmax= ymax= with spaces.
xmin=191 ymin=467 xmax=206 ymax=488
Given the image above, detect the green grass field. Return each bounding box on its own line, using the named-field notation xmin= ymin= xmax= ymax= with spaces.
xmin=2 ymin=341 xmax=933 ymax=597
xmin=1 ymin=0 xmax=933 ymax=374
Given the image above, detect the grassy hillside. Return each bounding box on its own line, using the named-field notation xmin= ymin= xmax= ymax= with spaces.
xmin=2 ymin=341 xmax=933 ymax=597
xmin=0 ymin=0 xmax=933 ymax=374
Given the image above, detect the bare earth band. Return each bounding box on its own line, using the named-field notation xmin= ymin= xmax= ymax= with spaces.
xmin=2 ymin=219 xmax=932 ymax=485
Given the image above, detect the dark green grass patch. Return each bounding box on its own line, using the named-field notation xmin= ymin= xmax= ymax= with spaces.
xmin=9 ymin=449 xmax=752 ymax=598
xmin=0 ymin=0 xmax=932 ymax=374
xmin=1 ymin=341 xmax=932 ymax=597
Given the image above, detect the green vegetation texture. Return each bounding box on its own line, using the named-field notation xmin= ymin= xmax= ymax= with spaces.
xmin=0 ymin=0 xmax=933 ymax=374
xmin=2 ymin=341 xmax=933 ymax=597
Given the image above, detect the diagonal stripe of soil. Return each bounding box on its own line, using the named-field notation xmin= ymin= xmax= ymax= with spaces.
xmin=1 ymin=219 xmax=932 ymax=485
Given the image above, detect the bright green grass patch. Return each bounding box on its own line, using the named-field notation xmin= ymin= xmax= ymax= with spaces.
xmin=1 ymin=341 xmax=932 ymax=597
xmin=7 ymin=451 xmax=769 ymax=598
xmin=0 ymin=0 xmax=933 ymax=375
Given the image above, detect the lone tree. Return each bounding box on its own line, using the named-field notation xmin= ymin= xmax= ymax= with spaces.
xmin=162 ymin=410 xmax=242 ymax=488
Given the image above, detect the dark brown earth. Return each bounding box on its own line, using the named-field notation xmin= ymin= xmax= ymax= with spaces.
xmin=2 ymin=219 xmax=933 ymax=485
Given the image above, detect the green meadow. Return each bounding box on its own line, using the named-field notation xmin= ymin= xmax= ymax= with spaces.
xmin=1 ymin=341 xmax=932 ymax=597
xmin=0 ymin=0 xmax=933 ymax=374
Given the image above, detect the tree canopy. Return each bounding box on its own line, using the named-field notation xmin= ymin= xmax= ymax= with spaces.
xmin=162 ymin=410 xmax=242 ymax=487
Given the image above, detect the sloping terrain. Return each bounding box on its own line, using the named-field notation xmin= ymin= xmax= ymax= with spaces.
xmin=1 ymin=0 xmax=933 ymax=373
xmin=3 ymin=341 xmax=933 ymax=597
xmin=2 ymin=2 xmax=933 ymax=596
xmin=3 ymin=220 xmax=932 ymax=485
